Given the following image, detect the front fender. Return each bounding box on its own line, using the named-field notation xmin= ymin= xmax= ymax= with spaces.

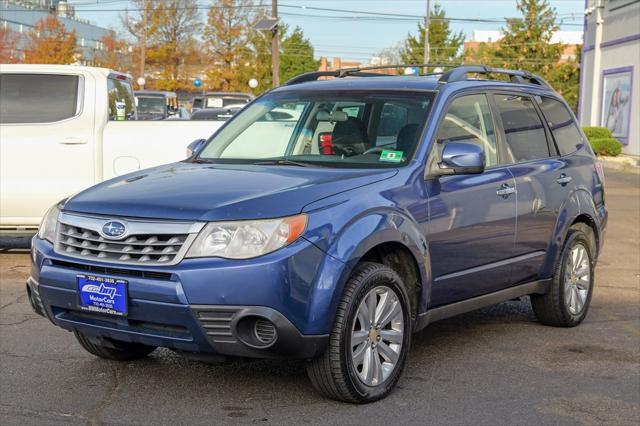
xmin=303 ymin=205 xmax=429 ymax=334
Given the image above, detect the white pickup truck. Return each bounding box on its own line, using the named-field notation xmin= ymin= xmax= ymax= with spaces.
xmin=0 ymin=64 xmax=224 ymax=236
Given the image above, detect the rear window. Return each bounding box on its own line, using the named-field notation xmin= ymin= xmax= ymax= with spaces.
xmin=107 ymin=77 xmax=136 ymax=121
xmin=494 ymin=94 xmax=550 ymax=163
xmin=539 ymin=97 xmax=584 ymax=156
xmin=0 ymin=74 xmax=80 ymax=124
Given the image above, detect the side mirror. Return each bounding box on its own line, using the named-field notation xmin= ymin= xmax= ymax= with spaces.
xmin=437 ymin=142 xmax=485 ymax=175
xmin=187 ymin=138 xmax=206 ymax=158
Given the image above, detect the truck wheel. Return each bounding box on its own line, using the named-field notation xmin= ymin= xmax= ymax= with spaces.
xmin=74 ymin=331 xmax=156 ymax=361
xmin=306 ymin=262 xmax=411 ymax=403
xmin=531 ymin=224 xmax=595 ymax=327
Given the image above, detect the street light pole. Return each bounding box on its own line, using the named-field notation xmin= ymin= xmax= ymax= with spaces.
xmin=139 ymin=0 xmax=148 ymax=89
xmin=271 ymin=0 xmax=280 ymax=87
xmin=423 ymin=0 xmax=430 ymax=74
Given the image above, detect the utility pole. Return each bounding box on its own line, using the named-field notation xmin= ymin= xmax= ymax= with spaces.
xmin=139 ymin=0 xmax=148 ymax=89
xmin=589 ymin=0 xmax=604 ymax=125
xmin=423 ymin=0 xmax=430 ymax=73
xmin=272 ymin=0 xmax=280 ymax=87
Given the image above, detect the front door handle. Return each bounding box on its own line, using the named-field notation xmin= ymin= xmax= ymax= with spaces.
xmin=556 ymin=174 xmax=573 ymax=185
xmin=496 ymin=183 xmax=516 ymax=197
xmin=59 ymin=137 xmax=87 ymax=145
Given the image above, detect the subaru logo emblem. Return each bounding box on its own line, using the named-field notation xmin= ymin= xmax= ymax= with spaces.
xmin=102 ymin=221 xmax=126 ymax=239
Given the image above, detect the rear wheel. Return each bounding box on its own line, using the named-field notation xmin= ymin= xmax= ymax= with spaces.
xmin=306 ymin=262 xmax=411 ymax=403
xmin=74 ymin=331 xmax=156 ymax=361
xmin=531 ymin=224 xmax=595 ymax=327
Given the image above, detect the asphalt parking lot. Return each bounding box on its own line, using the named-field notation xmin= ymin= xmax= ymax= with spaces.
xmin=1 ymin=169 xmax=638 ymax=425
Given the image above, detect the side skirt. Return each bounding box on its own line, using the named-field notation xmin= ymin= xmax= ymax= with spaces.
xmin=414 ymin=279 xmax=551 ymax=332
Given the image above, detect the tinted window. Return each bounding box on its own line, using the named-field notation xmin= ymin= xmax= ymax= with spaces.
xmin=539 ymin=97 xmax=583 ymax=156
xmin=0 ymin=74 xmax=79 ymax=123
xmin=107 ymin=78 xmax=136 ymax=121
xmin=435 ymin=94 xmax=498 ymax=167
xmin=494 ymin=94 xmax=549 ymax=162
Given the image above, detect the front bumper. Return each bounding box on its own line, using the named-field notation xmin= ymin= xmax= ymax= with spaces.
xmin=29 ymin=237 xmax=333 ymax=359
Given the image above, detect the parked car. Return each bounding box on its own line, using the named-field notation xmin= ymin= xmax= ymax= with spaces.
xmin=190 ymin=106 xmax=243 ymax=121
xmin=134 ymin=90 xmax=180 ymax=120
xmin=0 ymin=65 xmax=223 ymax=236
xmin=28 ymin=65 xmax=607 ymax=403
xmin=190 ymin=92 xmax=253 ymax=111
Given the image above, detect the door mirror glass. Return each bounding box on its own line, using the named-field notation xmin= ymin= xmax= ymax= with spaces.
xmin=187 ymin=138 xmax=206 ymax=158
xmin=438 ymin=142 xmax=485 ymax=175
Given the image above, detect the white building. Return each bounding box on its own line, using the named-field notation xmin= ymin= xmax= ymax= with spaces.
xmin=579 ymin=0 xmax=640 ymax=156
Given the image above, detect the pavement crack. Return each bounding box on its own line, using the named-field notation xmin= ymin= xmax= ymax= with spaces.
xmin=0 ymin=295 xmax=25 ymax=311
xmin=0 ymin=402 xmax=89 ymax=422
xmin=0 ymin=316 xmax=39 ymax=326
xmin=86 ymin=363 xmax=125 ymax=426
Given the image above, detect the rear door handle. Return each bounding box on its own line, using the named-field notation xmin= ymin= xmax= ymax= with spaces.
xmin=556 ymin=174 xmax=573 ymax=185
xmin=496 ymin=183 xmax=516 ymax=197
xmin=59 ymin=137 xmax=87 ymax=145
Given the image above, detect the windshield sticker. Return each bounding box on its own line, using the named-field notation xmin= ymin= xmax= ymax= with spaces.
xmin=379 ymin=149 xmax=404 ymax=163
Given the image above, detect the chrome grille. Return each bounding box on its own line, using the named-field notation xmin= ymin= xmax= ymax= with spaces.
xmin=54 ymin=213 xmax=203 ymax=266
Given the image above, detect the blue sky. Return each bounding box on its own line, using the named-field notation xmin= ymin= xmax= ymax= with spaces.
xmin=74 ymin=0 xmax=586 ymax=61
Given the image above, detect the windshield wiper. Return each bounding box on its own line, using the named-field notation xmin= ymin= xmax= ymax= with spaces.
xmin=253 ymin=159 xmax=319 ymax=168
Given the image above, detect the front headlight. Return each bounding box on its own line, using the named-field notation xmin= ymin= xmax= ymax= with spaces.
xmin=186 ymin=214 xmax=307 ymax=259
xmin=37 ymin=203 xmax=61 ymax=243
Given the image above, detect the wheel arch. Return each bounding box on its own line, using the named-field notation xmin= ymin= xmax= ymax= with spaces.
xmin=545 ymin=188 xmax=602 ymax=277
xmin=306 ymin=210 xmax=431 ymax=335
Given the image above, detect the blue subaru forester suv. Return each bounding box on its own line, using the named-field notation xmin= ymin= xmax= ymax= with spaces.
xmin=29 ymin=66 xmax=607 ymax=403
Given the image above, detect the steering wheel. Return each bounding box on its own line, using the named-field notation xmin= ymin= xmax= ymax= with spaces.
xmin=363 ymin=146 xmax=385 ymax=155
xmin=332 ymin=145 xmax=358 ymax=157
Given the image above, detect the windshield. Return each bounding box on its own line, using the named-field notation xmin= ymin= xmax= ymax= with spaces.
xmin=137 ymin=96 xmax=166 ymax=115
xmin=197 ymin=91 xmax=434 ymax=168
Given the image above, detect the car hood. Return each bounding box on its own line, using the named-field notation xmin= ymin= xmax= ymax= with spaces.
xmin=64 ymin=162 xmax=397 ymax=221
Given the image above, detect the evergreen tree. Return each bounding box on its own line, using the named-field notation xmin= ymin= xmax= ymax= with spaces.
xmin=400 ymin=3 xmax=464 ymax=65
xmin=494 ymin=0 xmax=562 ymax=75
xmin=547 ymin=47 xmax=581 ymax=112
xmin=280 ymin=27 xmax=318 ymax=83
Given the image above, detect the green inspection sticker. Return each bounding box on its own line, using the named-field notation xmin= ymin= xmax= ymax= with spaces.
xmin=379 ymin=149 xmax=404 ymax=163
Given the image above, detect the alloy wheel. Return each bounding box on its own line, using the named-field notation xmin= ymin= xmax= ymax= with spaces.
xmin=564 ymin=243 xmax=591 ymax=315
xmin=350 ymin=285 xmax=404 ymax=386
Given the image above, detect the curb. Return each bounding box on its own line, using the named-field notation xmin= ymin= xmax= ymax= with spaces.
xmin=598 ymin=155 xmax=640 ymax=174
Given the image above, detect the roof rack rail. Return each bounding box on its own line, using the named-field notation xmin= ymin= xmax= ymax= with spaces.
xmin=284 ymin=64 xmax=551 ymax=89
xmin=284 ymin=63 xmax=455 ymax=86
xmin=437 ymin=66 xmax=551 ymax=88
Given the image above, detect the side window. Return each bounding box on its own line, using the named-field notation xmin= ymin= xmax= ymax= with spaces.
xmin=494 ymin=94 xmax=550 ymax=162
xmin=107 ymin=78 xmax=136 ymax=121
xmin=0 ymin=74 xmax=80 ymax=124
xmin=377 ymin=103 xmax=409 ymax=146
xmin=435 ymin=94 xmax=498 ymax=167
xmin=539 ymin=97 xmax=583 ymax=156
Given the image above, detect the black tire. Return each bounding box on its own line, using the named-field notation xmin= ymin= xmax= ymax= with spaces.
xmin=306 ymin=262 xmax=412 ymax=403
xmin=531 ymin=223 xmax=596 ymax=327
xmin=74 ymin=331 xmax=156 ymax=361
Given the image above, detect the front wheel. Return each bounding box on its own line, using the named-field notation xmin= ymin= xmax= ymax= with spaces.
xmin=74 ymin=331 xmax=156 ymax=361
xmin=306 ymin=262 xmax=412 ymax=403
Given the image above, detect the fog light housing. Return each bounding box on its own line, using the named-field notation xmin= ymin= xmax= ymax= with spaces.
xmin=236 ymin=316 xmax=278 ymax=348
xmin=253 ymin=318 xmax=277 ymax=345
